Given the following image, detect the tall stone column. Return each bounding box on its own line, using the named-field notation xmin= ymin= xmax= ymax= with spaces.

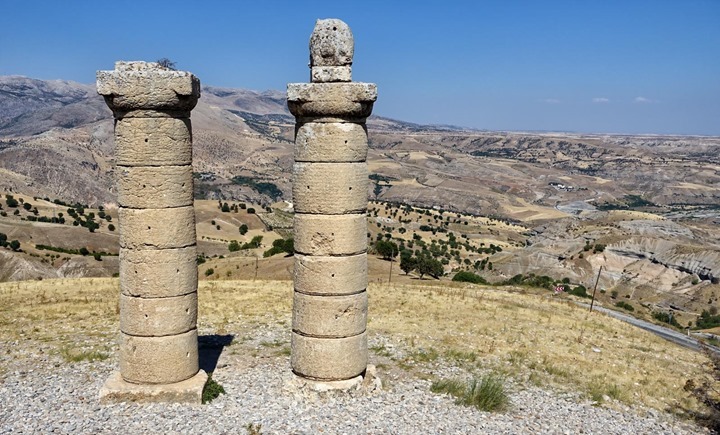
xmin=288 ymin=19 xmax=377 ymax=384
xmin=97 ymin=61 xmax=206 ymax=403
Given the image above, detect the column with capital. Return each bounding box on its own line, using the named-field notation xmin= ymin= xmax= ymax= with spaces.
xmin=97 ymin=61 xmax=206 ymax=403
xmin=288 ymin=19 xmax=377 ymax=383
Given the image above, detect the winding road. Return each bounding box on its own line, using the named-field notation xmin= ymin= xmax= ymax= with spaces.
xmin=581 ymin=302 xmax=720 ymax=355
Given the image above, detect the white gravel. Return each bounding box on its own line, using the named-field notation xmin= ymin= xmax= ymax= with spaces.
xmin=0 ymin=326 xmax=707 ymax=434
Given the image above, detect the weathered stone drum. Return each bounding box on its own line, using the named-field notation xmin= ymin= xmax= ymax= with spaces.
xmin=97 ymin=61 xmax=205 ymax=402
xmin=288 ymin=19 xmax=377 ymax=382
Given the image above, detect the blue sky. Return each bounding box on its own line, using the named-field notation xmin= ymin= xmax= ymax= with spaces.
xmin=1 ymin=0 xmax=719 ymax=135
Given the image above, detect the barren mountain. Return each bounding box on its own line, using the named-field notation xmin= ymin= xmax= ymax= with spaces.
xmin=1 ymin=75 xmax=719 ymax=325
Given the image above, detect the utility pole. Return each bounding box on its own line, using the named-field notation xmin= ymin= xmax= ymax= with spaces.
xmin=254 ymin=256 xmax=259 ymax=281
xmin=388 ymin=246 xmax=395 ymax=284
xmin=589 ymin=266 xmax=603 ymax=313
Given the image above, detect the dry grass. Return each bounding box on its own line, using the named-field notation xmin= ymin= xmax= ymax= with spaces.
xmin=0 ymin=277 xmax=708 ymax=414
xmin=368 ymin=282 xmax=707 ymax=412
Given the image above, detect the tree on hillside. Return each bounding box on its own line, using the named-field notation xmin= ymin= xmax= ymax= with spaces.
xmin=228 ymin=240 xmax=241 ymax=252
xmin=400 ymin=254 xmax=417 ymax=275
xmin=241 ymin=235 xmax=263 ymax=250
xmin=416 ymin=255 xmax=444 ymax=279
xmin=5 ymin=195 xmax=18 ymax=208
xmin=9 ymin=240 xmax=20 ymax=252
xmin=263 ymin=238 xmax=294 ymax=258
xmin=239 ymin=224 xmax=249 ymax=235
xmin=375 ymin=239 xmax=398 ymax=261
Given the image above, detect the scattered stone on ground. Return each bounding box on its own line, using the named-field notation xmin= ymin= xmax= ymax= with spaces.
xmin=0 ymin=321 xmax=706 ymax=434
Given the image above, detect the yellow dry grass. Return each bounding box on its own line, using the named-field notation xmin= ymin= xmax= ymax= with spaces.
xmin=0 ymin=277 xmax=708 ymax=413
xmin=500 ymin=198 xmax=568 ymax=221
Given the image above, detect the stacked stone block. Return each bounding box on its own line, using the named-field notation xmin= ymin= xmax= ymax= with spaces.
xmin=97 ymin=62 xmax=201 ymax=388
xmin=288 ymin=19 xmax=377 ymax=381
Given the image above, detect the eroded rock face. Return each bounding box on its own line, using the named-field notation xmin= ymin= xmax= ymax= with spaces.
xmin=289 ymin=20 xmax=376 ymax=382
xmin=97 ymin=61 xmax=201 ymax=389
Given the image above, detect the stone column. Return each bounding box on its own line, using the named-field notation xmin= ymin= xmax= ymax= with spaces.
xmin=288 ymin=19 xmax=377 ymax=384
xmin=97 ymin=61 xmax=206 ymax=403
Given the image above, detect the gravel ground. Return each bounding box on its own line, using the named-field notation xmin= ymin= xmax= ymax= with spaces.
xmin=0 ymin=324 xmax=707 ymax=435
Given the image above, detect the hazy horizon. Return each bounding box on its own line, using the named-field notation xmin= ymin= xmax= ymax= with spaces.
xmin=1 ymin=0 xmax=718 ymax=136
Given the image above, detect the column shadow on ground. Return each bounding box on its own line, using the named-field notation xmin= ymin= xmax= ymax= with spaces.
xmin=198 ymin=334 xmax=235 ymax=373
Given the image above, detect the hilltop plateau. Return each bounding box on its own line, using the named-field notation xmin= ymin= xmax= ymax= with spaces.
xmin=1 ymin=75 xmax=719 ymax=334
xmin=0 ymin=278 xmax=713 ymax=432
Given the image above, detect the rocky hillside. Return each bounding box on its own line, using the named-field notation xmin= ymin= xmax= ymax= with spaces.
xmin=1 ymin=75 xmax=719 ymax=326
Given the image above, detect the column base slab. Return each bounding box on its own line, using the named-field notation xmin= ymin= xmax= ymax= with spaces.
xmin=288 ymin=364 xmax=382 ymax=393
xmin=99 ymin=369 xmax=208 ymax=404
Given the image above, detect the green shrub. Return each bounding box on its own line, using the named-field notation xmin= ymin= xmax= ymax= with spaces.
xmin=5 ymin=195 xmax=18 ymax=208
xmin=569 ymin=285 xmax=589 ymax=298
xmin=202 ymin=373 xmax=225 ymax=404
xmin=696 ymin=310 xmax=720 ymax=330
xmin=204 ymin=268 xmax=215 ymax=277
xmin=240 ymin=235 xmax=263 ymax=250
xmin=431 ymin=374 xmax=509 ymax=412
xmin=652 ymin=311 xmax=681 ymax=328
xmin=452 ymin=271 xmax=488 ymax=285
xmin=615 ymin=301 xmax=634 ymax=312
xmin=263 ymin=238 xmax=294 ymax=257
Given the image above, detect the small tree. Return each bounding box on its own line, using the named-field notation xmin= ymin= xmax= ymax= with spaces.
xmin=156 ymin=58 xmax=177 ymax=70
xmin=400 ymin=255 xmax=417 ymax=275
xmin=9 ymin=240 xmax=20 ymax=251
xmin=239 ymin=224 xmax=249 ymax=235
xmin=228 ymin=240 xmax=241 ymax=252
xmin=417 ymin=256 xmax=443 ymax=279
xmin=375 ymin=240 xmax=398 ymax=261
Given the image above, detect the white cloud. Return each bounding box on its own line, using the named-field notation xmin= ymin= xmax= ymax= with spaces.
xmin=543 ymin=98 xmax=561 ymax=104
xmin=634 ymin=96 xmax=653 ymax=103
xmin=592 ymin=97 xmax=609 ymax=103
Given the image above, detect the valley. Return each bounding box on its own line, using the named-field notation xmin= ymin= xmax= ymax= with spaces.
xmin=1 ymin=75 xmax=719 ymax=335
